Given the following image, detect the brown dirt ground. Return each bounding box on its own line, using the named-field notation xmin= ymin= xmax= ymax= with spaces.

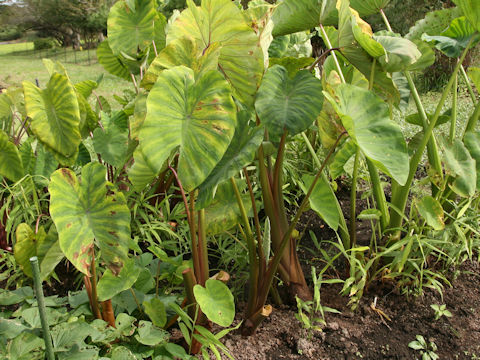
xmin=220 ymin=261 xmax=480 ymax=360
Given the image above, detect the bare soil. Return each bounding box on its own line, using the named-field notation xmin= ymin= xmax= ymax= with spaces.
xmin=221 ymin=261 xmax=480 ymax=360
xmin=219 ymin=185 xmax=480 ymax=359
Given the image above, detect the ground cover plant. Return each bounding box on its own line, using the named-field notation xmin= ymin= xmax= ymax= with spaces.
xmin=1 ymin=0 xmax=480 ymax=358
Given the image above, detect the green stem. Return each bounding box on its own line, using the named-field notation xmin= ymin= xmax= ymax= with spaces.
xmin=450 ymin=71 xmax=458 ymax=142
xmin=366 ymin=158 xmax=389 ymax=231
xmin=272 ymin=131 xmax=288 ymax=212
xmin=350 ymin=148 xmax=360 ymax=247
xmin=460 ymin=65 xmax=477 ymax=104
xmin=319 ymin=24 xmax=345 ymax=83
xmin=404 ymin=72 xmax=443 ymax=183
xmin=230 ymin=177 xmax=259 ymax=315
xmin=380 ymin=9 xmax=393 ymax=32
xmin=389 ymin=39 xmax=474 ymax=231
xmin=129 ymin=288 xmax=143 ymax=315
xmin=30 ymin=257 xmax=55 ymax=360
xmin=381 ymin=6 xmax=443 ymax=185
xmin=90 ymin=255 xmax=102 ymax=320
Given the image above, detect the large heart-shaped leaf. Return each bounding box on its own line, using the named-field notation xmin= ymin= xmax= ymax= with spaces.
xmin=97 ymin=259 xmax=141 ymax=301
xmin=255 ymin=65 xmax=323 ymax=140
xmin=0 ymin=130 xmax=23 ymax=182
xmin=325 ymin=83 xmax=409 ymax=185
xmin=453 ymin=0 xmax=480 ymax=32
xmin=193 ymin=279 xmax=235 ymax=327
xmin=141 ymin=37 xmax=220 ymax=90
xmin=464 ymin=131 xmax=480 ymax=191
xmin=196 ymin=113 xmax=264 ymax=209
xmin=132 ymin=66 xmax=236 ymax=191
xmin=97 ymin=41 xmax=131 ymax=80
xmin=167 ymin=0 xmax=263 ymax=107
xmin=14 ymin=224 xmax=63 ymax=279
xmin=23 ymin=73 xmax=81 ymax=164
xmin=443 ymin=138 xmax=476 ymax=198
xmin=49 ymin=162 xmax=131 ymax=275
xmin=271 ymin=0 xmax=338 ymax=37
xmin=300 ymin=174 xmax=341 ymax=231
xmin=107 ymin=0 xmax=157 ymax=57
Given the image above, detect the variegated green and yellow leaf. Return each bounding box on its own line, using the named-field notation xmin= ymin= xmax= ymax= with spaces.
xmin=133 ymin=66 xmax=236 ymax=192
xmin=97 ymin=41 xmax=131 ymax=80
xmin=167 ymin=0 xmax=263 ymax=107
xmin=23 ymin=73 xmax=81 ymax=164
xmin=141 ymin=37 xmax=220 ymax=90
xmin=107 ymin=0 xmax=157 ymax=57
xmin=49 ymin=163 xmax=131 ymax=275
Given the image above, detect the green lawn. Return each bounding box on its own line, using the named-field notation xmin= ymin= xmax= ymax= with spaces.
xmin=0 ymin=42 xmax=34 ymax=55
xmin=0 ymin=43 xmax=131 ymax=108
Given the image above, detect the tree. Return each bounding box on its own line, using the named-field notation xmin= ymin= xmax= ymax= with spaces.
xmin=18 ymin=0 xmax=114 ymax=48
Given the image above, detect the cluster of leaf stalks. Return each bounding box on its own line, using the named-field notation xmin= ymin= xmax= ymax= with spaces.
xmin=2 ymin=0 xmax=480 ymax=357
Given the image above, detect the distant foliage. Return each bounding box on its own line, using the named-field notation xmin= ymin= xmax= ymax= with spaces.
xmin=33 ymin=38 xmax=55 ymax=51
xmin=0 ymin=27 xmax=22 ymax=42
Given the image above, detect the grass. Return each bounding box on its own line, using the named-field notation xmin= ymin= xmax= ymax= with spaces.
xmin=0 ymin=42 xmax=34 ymax=55
xmin=0 ymin=43 xmax=131 ymax=108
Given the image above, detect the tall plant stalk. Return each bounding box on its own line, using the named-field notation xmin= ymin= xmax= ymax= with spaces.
xmin=238 ymin=131 xmax=346 ymax=335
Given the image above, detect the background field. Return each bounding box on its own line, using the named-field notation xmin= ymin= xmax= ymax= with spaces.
xmin=0 ymin=42 xmax=131 ymax=107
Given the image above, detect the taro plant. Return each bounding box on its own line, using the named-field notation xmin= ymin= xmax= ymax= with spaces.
xmin=2 ymin=0 xmax=480 ymax=356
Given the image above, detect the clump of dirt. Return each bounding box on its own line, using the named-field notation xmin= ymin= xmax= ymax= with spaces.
xmin=221 ymin=261 xmax=480 ymax=359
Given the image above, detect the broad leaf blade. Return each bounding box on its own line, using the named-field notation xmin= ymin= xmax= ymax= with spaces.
xmin=197 ymin=113 xmax=263 ymax=209
xmin=107 ymin=0 xmax=157 ymax=56
xmin=255 ymin=65 xmax=323 ymax=140
xmin=134 ymin=66 xmax=236 ymax=191
xmin=325 ymin=83 xmax=409 ymax=185
xmin=453 ymin=0 xmax=480 ymax=32
xmin=300 ymin=174 xmax=340 ymax=231
xmin=193 ymin=279 xmax=235 ymax=327
xmin=271 ymin=0 xmax=338 ymax=37
xmin=167 ymin=0 xmax=264 ymax=107
xmin=49 ymin=163 xmax=131 ymax=275
xmin=23 ymin=73 xmax=81 ymax=163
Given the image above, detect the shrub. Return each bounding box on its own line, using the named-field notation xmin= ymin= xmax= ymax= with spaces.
xmin=0 ymin=27 xmax=22 ymax=42
xmin=33 ymin=38 xmax=55 ymax=50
